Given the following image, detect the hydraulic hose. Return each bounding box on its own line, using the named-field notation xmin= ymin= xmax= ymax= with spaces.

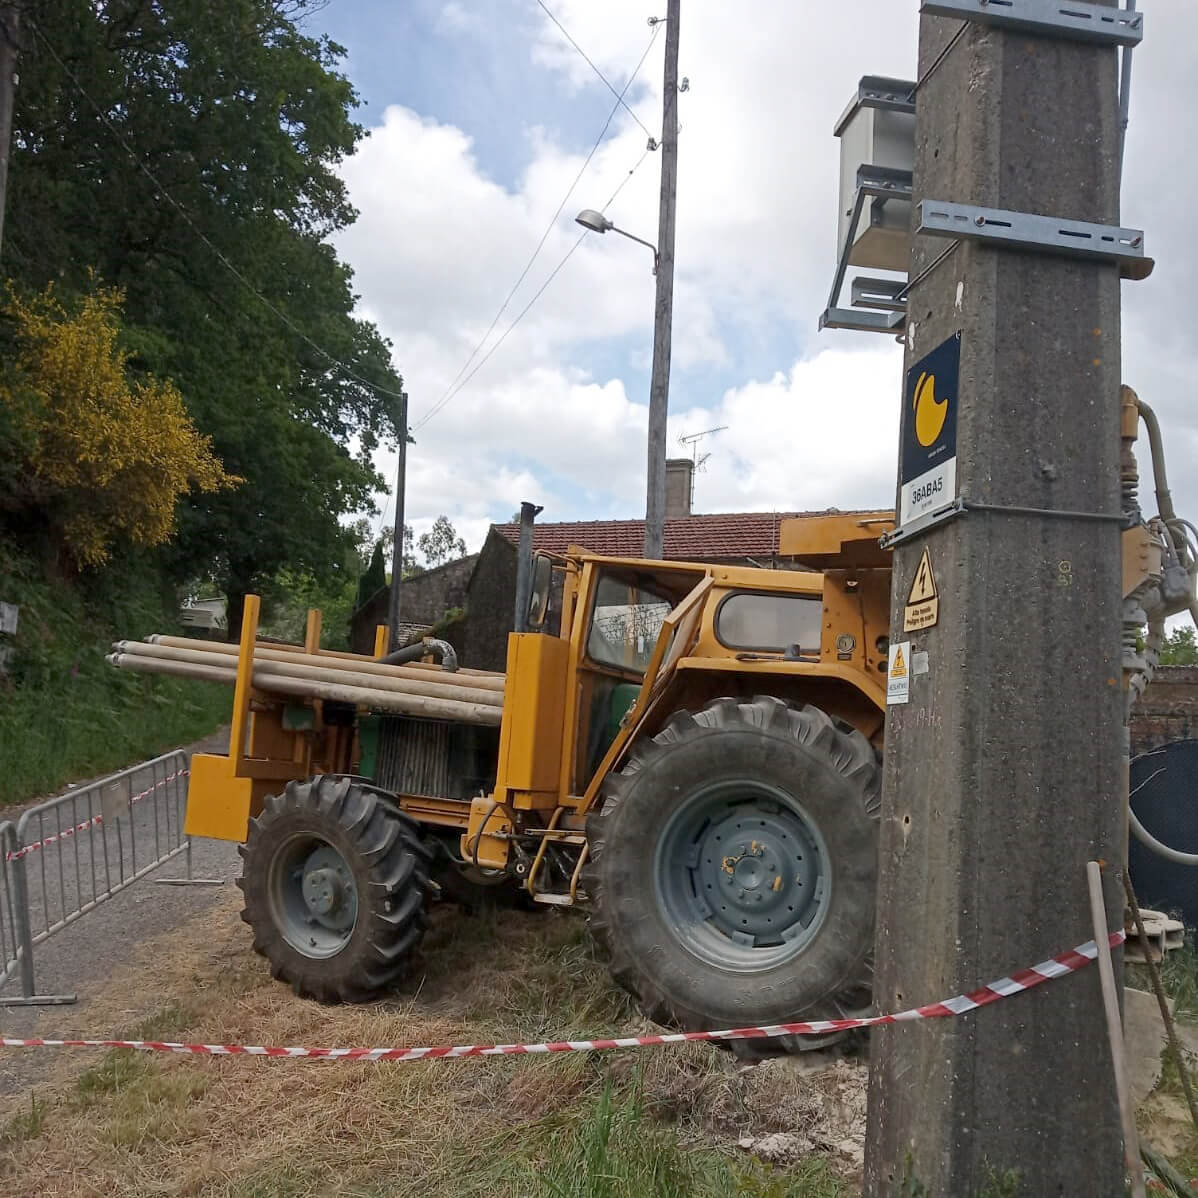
xmin=380 ymin=637 xmax=459 ymax=672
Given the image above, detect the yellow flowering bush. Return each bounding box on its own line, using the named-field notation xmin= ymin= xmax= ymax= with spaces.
xmin=0 ymin=282 xmax=239 ymax=567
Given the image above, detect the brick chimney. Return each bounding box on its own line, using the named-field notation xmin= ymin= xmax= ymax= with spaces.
xmin=664 ymin=458 xmax=694 ymax=520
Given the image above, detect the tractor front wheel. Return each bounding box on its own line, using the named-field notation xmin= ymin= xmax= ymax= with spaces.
xmin=585 ymin=696 xmax=880 ymax=1054
xmin=237 ymin=775 xmax=432 ymax=1002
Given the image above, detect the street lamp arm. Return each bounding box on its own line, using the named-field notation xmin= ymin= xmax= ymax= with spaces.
xmin=608 ymin=223 xmax=660 ymax=271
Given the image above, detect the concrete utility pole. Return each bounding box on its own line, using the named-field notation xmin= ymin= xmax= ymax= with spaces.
xmin=387 ymin=402 xmax=409 ymax=653
xmin=865 ymin=9 xmax=1127 ymax=1196
xmin=0 ymin=5 xmax=20 ymax=258
xmin=643 ymin=0 xmax=679 ymax=559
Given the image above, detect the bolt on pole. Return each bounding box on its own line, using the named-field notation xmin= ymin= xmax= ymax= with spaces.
xmin=864 ymin=7 xmax=1127 ymax=1194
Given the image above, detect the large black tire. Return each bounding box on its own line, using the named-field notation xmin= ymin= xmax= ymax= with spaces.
xmin=585 ymin=696 xmax=880 ymax=1054
xmin=237 ymin=775 xmax=432 ymax=1002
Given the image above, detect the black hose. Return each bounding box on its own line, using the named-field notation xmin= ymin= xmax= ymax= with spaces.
xmin=379 ymin=637 xmax=459 ymax=672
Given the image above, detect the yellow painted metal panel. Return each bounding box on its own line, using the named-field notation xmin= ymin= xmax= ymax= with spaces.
xmin=183 ymin=753 xmax=255 ymax=842
xmin=674 ymin=654 xmax=888 ymax=710
xmin=496 ymin=633 xmax=569 ymax=796
xmin=228 ymin=594 xmax=260 ymax=764
xmin=373 ymin=624 xmax=388 ymax=658
xmin=777 ymin=511 xmax=895 ymax=568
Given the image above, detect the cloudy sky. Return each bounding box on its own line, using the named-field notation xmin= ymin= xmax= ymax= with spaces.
xmin=308 ymin=0 xmax=1197 ymax=557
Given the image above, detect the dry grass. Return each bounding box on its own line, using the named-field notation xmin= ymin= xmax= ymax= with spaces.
xmin=0 ymin=891 xmax=859 ymax=1197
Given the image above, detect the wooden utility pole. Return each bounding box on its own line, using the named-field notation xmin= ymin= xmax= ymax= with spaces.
xmin=643 ymin=0 xmax=679 ymax=560
xmin=865 ymin=6 xmax=1128 ymax=1194
xmin=387 ymin=401 xmax=408 ymax=653
xmin=0 ymin=4 xmax=20 ymax=258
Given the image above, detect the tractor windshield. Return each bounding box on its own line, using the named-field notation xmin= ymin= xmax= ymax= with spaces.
xmin=586 ymin=575 xmax=673 ymax=676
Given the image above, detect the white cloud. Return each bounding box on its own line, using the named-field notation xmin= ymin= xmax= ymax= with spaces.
xmin=435 ymin=2 xmax=479 ymax=35
xmin=335 ymin=0 xmax=1198 ymax=597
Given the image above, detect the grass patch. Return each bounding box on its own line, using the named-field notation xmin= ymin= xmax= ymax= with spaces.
xmin=0 ymin=1096 xmax=46 ymax=1150
xmin=524 ymin=1081 xmax=844 ymax=1198
xmin=0 ymin=895 xmax=867 ymax=1197
xmin=0 ymin=538 xmax=229 ymax=807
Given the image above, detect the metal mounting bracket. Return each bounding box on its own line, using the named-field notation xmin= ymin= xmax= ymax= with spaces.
xmin=880 ymin=498 xmax=965 ymax=549
xmin=879 ymin=494 xmax=1129 ymax=549
xmin=851 ymin=277 xmax=907 ymax=312
xmin=820 ymin=165 xmax=913 ymax=334
xmin=917 ymin=200 xmax=1146 ymax=268
xmin=920 ymin=0 xmax=1143 ymax=47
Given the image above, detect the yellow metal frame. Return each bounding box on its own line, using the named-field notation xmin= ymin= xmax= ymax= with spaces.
xmin=185 ymin=594 xmax=263 ymax=841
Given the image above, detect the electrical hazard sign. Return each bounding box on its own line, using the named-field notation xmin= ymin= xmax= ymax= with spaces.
xmin=887 ymin=641 xmax=911 ymax=706
xmin=903 ymin=547 xmax=940 ymax=632
xmin=900 ymin=332 xmax=960 ymax=526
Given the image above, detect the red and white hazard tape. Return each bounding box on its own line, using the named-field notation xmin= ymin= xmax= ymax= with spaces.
xmin=4 ymin=770 xmax=189 ymax=863
xmin=0 ymin=931 xmax=1125 ymax=1061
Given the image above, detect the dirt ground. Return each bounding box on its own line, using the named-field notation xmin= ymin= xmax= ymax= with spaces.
xmin=0 ymin=888 xmax=867 ymax=1197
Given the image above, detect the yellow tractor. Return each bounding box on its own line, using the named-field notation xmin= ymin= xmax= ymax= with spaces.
xmin=113 ymin=511 xmax=893 ymax=1047
xmin=106 ymin=385 xmax=1192 ymax=1047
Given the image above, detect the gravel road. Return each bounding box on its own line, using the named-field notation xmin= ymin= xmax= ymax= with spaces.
xmin=0 ymin=729 xmax=242 ymax=1097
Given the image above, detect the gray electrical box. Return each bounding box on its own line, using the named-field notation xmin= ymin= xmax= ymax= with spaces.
xmin=835 ymin=77 xmax=916 ymax=273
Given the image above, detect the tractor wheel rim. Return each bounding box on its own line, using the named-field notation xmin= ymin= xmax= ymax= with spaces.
xmin=268 ymin=834 xmax=359 ymax=959
xmin=654 ymin=779 xmax=831 ymax=972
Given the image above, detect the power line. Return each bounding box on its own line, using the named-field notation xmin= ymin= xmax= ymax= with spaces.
xmin=27 ymin=19 xmax=408 ymax=406
xmin=423 ymin=24 xmax=660 ymax=426
xmin=411 ymin=148 xmax=650 ymax=435
xmin=536 ymin=0 xmax=654 ymax=138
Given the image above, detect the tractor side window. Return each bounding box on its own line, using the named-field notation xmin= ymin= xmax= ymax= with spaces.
xmin=587 ymin=575 xmax=672 ymax=675
xmin=715 ymin=592 xmax=823 ymax=653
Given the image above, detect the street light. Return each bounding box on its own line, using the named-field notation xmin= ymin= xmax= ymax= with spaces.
xmin=575 ymin=209 xmax=659 ymax=274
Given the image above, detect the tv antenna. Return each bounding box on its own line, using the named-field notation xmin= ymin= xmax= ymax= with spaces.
xmin=678 ymin=425 xmax=728 ymax=471
xmin=677 ymin=425 xmax=728 ymax=507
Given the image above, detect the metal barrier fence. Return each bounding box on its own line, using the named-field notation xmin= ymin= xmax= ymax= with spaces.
xmin=0 ymin=750 xmax=213 ymax=1006
xmin=0 ymin=820 xmax=20 ymax=993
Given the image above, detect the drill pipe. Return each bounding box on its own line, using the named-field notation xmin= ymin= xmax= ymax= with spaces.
xmin=112 ymin=641 xmax=503 ymax=708
xmin=144 ymin=635 xmax=506 ymax=692
xmin=107 ymin=652 xmax=503 ymax=727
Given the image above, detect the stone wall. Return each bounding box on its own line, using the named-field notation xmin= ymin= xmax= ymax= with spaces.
xmin=460 ymin=530 xmax=518 ymax=673
xmin=1130 ymin=665 xmax=1198 ymax=755
xmin=349 ymin=554 xmax=477 ymax=655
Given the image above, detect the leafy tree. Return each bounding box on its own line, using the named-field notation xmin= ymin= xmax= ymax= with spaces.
xmin=11 ymin=0 xmax=404 ymax=632
xmin=1161 ymin=625 xmax=1198 ymax=665
xmin=0 ymin=281 xmax=237 ymax=568
xmin=418 ymin=515 xmax=467 ymax=568
xmin=355 ymin=542 xmax=386 ymax=607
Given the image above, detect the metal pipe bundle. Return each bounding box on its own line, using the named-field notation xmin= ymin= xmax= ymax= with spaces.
xmin=148 ymin=635 xmax=503 ymax=682
xmin=108 ymin=637 xmax=504 ymax=728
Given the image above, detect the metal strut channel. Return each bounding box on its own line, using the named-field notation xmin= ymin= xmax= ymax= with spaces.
xmin=820 ymin=165 xmax=913 ymax=334
xmin=920 ymin=0 xmax=1143 ymax=47
xmin=917 ymin=200 xmax=1146 ymax=267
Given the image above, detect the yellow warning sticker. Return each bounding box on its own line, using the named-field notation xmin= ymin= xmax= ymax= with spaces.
xmin=887 ymin=641 xmax=911 ymax=705
xmin=904 ymin=546 xmax=940 ymax=632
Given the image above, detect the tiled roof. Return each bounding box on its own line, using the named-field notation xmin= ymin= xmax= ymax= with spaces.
xmin=491 ymin=510 xmax=858 ymax=562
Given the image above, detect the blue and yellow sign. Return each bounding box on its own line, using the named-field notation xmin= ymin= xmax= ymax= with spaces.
xmin=900 ymin=332 xmax=960 ymax=523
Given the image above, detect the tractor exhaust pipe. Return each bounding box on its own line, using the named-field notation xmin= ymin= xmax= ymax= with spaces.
xmin=513 ymin=500 xmax=543 ymax=634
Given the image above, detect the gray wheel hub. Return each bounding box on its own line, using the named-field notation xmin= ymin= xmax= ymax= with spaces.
xmin=655 ymin=781 xmax=830 ymax=972
xmin=269 ymin=837 xmax=359 ymax=958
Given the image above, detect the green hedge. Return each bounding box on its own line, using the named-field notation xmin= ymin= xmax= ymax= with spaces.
xmin=0 ymin=542 xmax=229 ymax=808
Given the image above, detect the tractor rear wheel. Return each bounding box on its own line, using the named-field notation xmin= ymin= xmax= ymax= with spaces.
xmin=585 ymin=696 xmax=880 ymax=1054
xmin=237 ymin=775 xmax=432 ymax=1002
